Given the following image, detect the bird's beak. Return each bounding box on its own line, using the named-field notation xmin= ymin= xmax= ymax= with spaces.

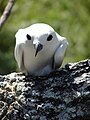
xmin=33 ymin=41 xmax=43 ymax=57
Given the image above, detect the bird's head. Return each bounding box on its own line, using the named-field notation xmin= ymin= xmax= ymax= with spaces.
xmin=15 ymin=23 xmax=66 ymax=57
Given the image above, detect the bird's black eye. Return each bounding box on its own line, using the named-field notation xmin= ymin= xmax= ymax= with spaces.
xmin=26 ymin=34 xmax=31 ymax=40
xmin=47 ymin=34 xmax=53 ymax=41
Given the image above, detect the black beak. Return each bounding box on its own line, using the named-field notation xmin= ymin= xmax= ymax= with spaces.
xmin=34 ymin=43 xmax=43 ymax=57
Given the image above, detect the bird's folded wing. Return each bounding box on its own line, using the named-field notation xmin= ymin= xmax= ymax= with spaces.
xmin=53 ymin=39 xmax=68 ymax=69
xmin=14 ymin=44 xmax=25 ymax=71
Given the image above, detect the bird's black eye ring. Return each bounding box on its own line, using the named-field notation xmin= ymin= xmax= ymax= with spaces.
xmin=26 ymin=34 xmax=31 ymax=40
xmin=47 ymin=34 xmax=53 ymax=41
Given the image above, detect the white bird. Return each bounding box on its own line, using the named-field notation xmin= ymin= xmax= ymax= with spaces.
xmin=15 ymin=23 xmax=68 ymax=76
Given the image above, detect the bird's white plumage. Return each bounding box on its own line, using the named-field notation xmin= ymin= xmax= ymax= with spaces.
xmin=15 ymin=23 xmax=68 ymax=76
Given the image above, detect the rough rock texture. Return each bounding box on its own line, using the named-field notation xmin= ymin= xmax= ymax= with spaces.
xmin=0 ymin=59 xmax=90 ymax=120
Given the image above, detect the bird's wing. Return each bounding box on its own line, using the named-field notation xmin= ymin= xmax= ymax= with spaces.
xmin=53 ymin=39 xmax=68 ymax=69
xmin=14 ymin=44 xmax=25 ymax=71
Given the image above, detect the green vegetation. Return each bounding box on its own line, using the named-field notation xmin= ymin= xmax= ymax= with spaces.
xmin=0 ymin=0 xmax=90 ymax=74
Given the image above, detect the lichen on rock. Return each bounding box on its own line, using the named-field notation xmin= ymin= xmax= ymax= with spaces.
xmin=0 ymin=59 xmax=90 ymax=120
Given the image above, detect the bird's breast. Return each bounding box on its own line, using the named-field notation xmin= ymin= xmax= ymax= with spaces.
xmin=23 ymin=45 xmax=54 ymax=73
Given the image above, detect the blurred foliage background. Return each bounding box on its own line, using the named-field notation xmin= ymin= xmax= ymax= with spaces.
xmin=0 ymin=0 xmax=90 ymax=75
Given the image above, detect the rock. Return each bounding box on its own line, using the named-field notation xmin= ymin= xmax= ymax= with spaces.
xmin=0 ymin=101 xmax=8 ymax=120
xmin=0 ymin=59 xmax=90 ymax=120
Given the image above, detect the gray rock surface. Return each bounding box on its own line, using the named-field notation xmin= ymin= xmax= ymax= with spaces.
xmin=0 ymin=59 xmax=90 ymax=120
